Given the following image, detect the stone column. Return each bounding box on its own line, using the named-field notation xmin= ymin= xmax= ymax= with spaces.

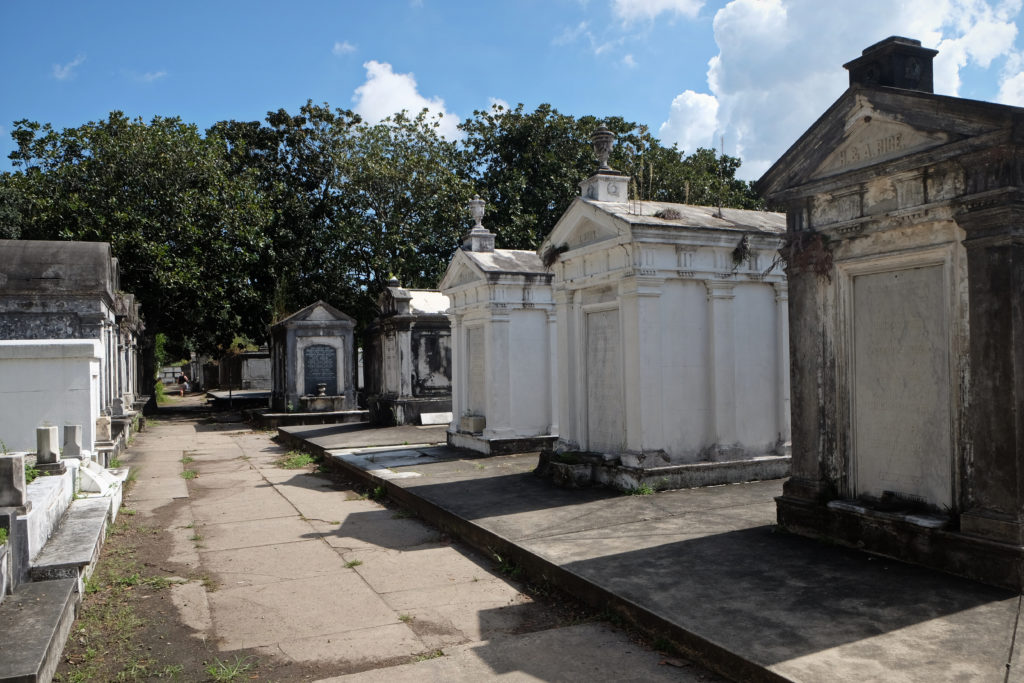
xmin=554 ymin=288 xmax=575 ymax=448
xmin=706 ymin=280 xmax=737 ymax=454
xmin=620 ymin=277 xmax=664 ymax=456
xmin=447 ymin=312 xmax=464 ymax=433
xmin=397 ymin=326 xmax=413 ymax=400
xmin=956 ymin=198 xmax=1024 ymax=544
xmin=483 ymin=309 xmax=513 ymax=438
xmin=774 ymin=282 xmax=792 ymax=447
xmin=546 ymin=308 xmax=559 ymax=436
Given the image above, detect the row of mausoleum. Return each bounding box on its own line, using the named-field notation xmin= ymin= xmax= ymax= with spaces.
xmin=0 ymin=240 xmax=144 ymax=458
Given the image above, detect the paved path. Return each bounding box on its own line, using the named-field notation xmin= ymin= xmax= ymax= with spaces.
xmin=123 ymin=413 xmax=717 ymax=681
xmin=282 ymin=424 xmax=1024 ymax=683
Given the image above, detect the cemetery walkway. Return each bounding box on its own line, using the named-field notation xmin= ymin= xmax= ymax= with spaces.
xmin=281 ymin=422 xmax=1024 ymax=683
xmin=111 ymin=402 xmax=714 ymax=682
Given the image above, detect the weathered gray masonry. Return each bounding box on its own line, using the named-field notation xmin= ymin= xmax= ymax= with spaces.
xmin=759 ymin=36 xmax=1024 ymax=589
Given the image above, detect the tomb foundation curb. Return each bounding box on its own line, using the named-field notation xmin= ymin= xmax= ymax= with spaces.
xmin=318 ymin=449 xmax=792 ymax=683
xmin=776 ymin=495 xmax=1024 ymax=590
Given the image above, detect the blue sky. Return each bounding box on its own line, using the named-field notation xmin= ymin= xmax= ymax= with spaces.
xmin=3 ymin=0 xmax=1023 ymax=179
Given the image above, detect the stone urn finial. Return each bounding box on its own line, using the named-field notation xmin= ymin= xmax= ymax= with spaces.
xmin=468 ymin=194 xmax=485 ymax=229
xmin=592 ymin=124 xmax=616 ymax=172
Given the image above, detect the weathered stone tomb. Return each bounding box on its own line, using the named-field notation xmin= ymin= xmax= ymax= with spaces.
xmin=758 ymin=36 xmax=1024 ymax=589
xmin=537 ymin=127 xmax=791 ymax=491
xmin=0 ymin=240 xmax=143 ymax=452
xmin=363 ymin=281 xmax=452 ymax=425
xmin=440 ymin=196 xmax=558 ymax=454
xmin=270 ymin=301 xmax=357 ymax=412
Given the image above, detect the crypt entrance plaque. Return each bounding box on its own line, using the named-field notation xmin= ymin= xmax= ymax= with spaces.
xmin=303 ymin=344 xmax=337 ymax=396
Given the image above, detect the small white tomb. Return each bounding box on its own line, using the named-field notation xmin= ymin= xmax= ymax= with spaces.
xmin=439 ymin=196 xmax=558 ymax=455
xmin=538 ymin=126 xmax=791 ymax=490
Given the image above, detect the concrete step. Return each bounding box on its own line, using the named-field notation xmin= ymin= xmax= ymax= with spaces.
xmin=29 ymin=497 xmax=110 ymax=584
xmin=0 ymin=577 xmax=78 ymax=683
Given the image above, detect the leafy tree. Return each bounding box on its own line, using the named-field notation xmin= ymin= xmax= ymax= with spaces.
xmin=215 ymin=105 xmax=472 ymax=328
xmin=460 ymin=103 xmax=761 ymax=250
xmin=1 ymin=112 xmax=272 ymax=389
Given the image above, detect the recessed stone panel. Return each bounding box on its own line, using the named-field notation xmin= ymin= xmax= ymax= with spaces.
xmin=586 ymin=309 xmax=623 ymax=454
xmin=852 ymin=264 xmax=951 ymax=507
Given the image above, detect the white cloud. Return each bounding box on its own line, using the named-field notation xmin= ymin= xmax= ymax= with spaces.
xmin=352 ymin=60 xmax=461 ymax=139
xmin=657 ymin=0 xmax=1024 ymax=179
xmin=611 ymin=0 xmax=705 ymax=23
xmin=53 ymin=54 xmax=85 ymax=80
xmin=138 ymin=70 xmax=167 ymax=83
xmin=488 ymin=97 xmax=510 ymax=111
xmin=332 ymin=41 xmax=356 ymax=56
xmin=659 ymin=90 xmax=718 ymax=153
xmin=623 ymin=53 xmax=638 ymax=67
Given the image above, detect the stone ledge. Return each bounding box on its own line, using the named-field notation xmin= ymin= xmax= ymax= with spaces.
xmin=29 ymin=497 xmax=110 ymax=586
xmin=447 ymin=431 xmax=557 ymax=456
xmin=0 ymin=578 xmax=78 ymax=683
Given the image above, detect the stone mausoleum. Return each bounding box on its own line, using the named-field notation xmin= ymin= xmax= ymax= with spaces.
xmin=759 ymin=36 xmax=1024 ymax=589
xmin=537 ymin=128 xmax=791 ymax=491
xmin=440 ymin=196 xmax=558 ymax=455
xmin=363 ymin=281 xmax=452 ymax=425
xmin=0 ymin=240 xmax=143 ymax=453
xmin=270 ymin=301 xmax=357 ymax=412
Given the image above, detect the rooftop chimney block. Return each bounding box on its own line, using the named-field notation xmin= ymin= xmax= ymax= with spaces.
xmin=844 ymin=36 xmax=938 ymax=93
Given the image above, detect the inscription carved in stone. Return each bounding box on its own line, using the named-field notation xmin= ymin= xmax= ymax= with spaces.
xmin=303 ymin=344 xmax=337 ymax=396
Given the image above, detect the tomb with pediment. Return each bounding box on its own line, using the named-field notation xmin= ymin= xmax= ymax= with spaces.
xmin=758 ymin=36 xmax=1024 ymax=589
xmin=439 ymin=196 xmax=558 ymax=455
xmin=535 ymin=127 xmax=791 ymax=491
xmin=363 ymin=281 xmax=452 ymax=425
xmin=270 ymin=301 xmax=357 ymax=412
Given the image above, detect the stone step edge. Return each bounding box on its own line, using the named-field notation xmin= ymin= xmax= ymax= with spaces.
xmin=319 ymin=451 xmax=792 ymax=683
xmin=0 ymin=578 xmax=78 ymax=683
xmin=29 ymin=498 xmax=110 ymax=583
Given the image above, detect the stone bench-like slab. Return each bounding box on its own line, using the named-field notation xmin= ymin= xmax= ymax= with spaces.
xmin=29 ymin=497 xmax=110 ymax=583
xmin=0 ymin=577 xmax=77 ymax=683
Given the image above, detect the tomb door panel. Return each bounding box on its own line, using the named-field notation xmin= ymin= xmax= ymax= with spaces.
xmin=586 ymin=309 xmax=624 ymax=454
xmin=303 ymin=344 xmax=337 ymax=396
xmin=466 ymin=326 xmax=486 ymax=416
xmin=851 ymin=264 xmax=952 ymax=507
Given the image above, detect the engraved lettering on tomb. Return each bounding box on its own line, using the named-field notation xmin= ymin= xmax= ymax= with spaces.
xmin=813 ymin=116 xmax=947 ymax=179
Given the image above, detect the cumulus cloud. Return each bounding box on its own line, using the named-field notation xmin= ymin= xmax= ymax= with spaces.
xmin=659 ymin=90 xmax=718 ymax=152
xmin=657 ymin=0 xmax=1024 ymax=179
xmin=53 ymin=54 xmax=85 ymax=80
xmin=611 ymin=0 xmax=705 ymax=23
xmin=352 ymin=60 xmax=461 ymax=139
xmin=332 ymin=41 xmax=356 ymax=56
xmin=623 ymin=53 xmax=638 ymax=67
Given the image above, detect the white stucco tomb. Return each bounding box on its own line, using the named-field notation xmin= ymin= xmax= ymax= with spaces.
xmin=439 ymin=196 xmax=558 ymax=454
xmin=537 ymin=126 xmax=791 ymax=491
xmin=0 ymin=340 xmax=102 ymax=453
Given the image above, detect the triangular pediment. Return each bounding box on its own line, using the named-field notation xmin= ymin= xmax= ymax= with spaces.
xmin=810 ymin=109 xmax=948 ymax=179
xmin=438 ymin=250 xmax=485 ymax=292
xmin=272 ymin=300 xmax=354 ymax=328
xmin=757 ymin=87 xmax=1021 ymax=199
xmin=542 ymin=199 xmax=626 ymax=256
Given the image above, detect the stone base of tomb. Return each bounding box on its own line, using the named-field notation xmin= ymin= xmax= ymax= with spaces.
xmin=448 ymin=430 xmax=557 ymax=456
xmin=368 ymin=396 xmax=452 ymax=426
xmin=776 ymin=495 xmax=1024 ymax=591
xmin=297 ymin=395 xmax=349 ymax=413
xmin=535 ymin=450 xmax=791 ymax=492
xmin=247 ymin=408 xmax=369 ymax=429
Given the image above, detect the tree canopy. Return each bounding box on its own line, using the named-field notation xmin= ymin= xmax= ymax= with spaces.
xmin=0 ymin=102 xmax=760 ymax=372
